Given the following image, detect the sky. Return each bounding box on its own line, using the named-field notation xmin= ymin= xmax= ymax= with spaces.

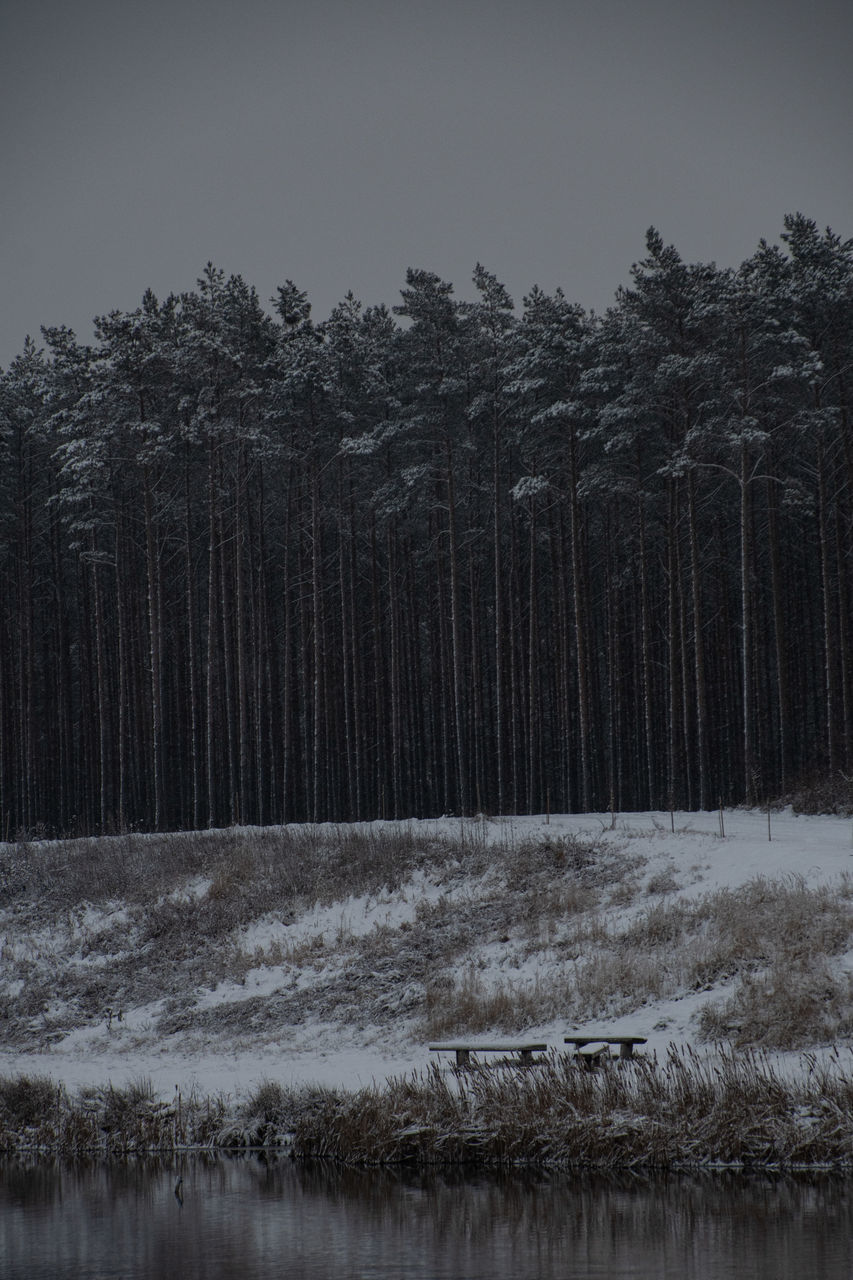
xmin=2 ymin=0 xmax=852 ymax=366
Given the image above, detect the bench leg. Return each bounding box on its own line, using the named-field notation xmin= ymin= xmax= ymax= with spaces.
xmin=519 ymin=1048 xmax=533 ymax=1064
xmin=619 ymin=1043 xmax=634 ymax=1060
xmin=455 ymin=1049 xmax=471 ymax=1068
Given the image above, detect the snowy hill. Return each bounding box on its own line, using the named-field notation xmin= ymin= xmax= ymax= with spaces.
xmin=2 ymin=809 xmax=852 ymax=1104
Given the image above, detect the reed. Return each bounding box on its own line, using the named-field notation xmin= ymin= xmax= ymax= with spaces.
xmin=2 ymin=1048 xmax=853 ymax=1167
xmin=289 ymin=1047 xmax=853 ymax=1169
xmin=0 ymin=1074 xmax=227 ymax=1156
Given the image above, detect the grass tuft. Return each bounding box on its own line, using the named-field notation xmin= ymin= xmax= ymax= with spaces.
xmin=697 ymin=958 xmax=853 ymax=1049
xmin=0 ymin=1074 xmax=59 ymax=1128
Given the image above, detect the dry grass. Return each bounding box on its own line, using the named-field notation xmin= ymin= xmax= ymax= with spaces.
xmin=687 ymin=875 xmax=853 ymax=982
xmin=0 ymin=824 xmax=494 ymax=1045
xmin=424 ymin=969 xmax=559 ymax=1037
xmin=645 ymin=868 xmax=681 ymax=895
xmin=571 ymin=950 xmax=668 ymax=1018
xmin=0 ymin=823 xmax=476 ymax=921
xmin=697 ymin=958 xmax=853 ymax=1050
xmin=501 ymin=834 xmax=607 ymax=892
xmin=419 ymin=873 xmax=853 ymax=1043
xmin=0 ymin=1074 xmax=60 ymax=1129
xmin=4 ymin=1049 xmax=853 ymax=1167
xmin=289 ymin=1046 xmax=853 ymax=1168
xmin=3 ymin=820 xmax=853 ymax=1058
xmin=0 ymin=1075 xmax=228 ymax=1156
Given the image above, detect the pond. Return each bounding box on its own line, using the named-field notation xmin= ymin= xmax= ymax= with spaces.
xmin=1 ymin=1157 xmax=851 ymax=1278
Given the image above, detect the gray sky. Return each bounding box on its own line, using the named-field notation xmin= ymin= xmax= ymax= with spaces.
xmin=2 ymin=0 xmax=851 ymax=365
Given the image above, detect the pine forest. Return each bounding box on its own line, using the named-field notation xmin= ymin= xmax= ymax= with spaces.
xmin=1 ymin=214 xmax=852 ymax=838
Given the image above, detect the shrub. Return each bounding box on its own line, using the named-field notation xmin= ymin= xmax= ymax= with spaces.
xmin=789 ymin=773 xmax=853 ymax=816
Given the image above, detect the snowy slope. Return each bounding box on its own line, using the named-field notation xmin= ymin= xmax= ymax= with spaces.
xmin=2 ymin=808 xmax=852 ymax=1103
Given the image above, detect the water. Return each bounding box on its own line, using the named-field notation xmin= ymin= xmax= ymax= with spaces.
xmin=0 ymin=1157 xmax=850 ymax=1278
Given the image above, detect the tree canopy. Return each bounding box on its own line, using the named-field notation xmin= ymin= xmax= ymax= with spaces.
xmin=2 ymin=215 xmax=852 ymax=836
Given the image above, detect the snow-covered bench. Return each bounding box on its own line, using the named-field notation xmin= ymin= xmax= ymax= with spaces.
xmin=564 ymin=1034 xmax=647 ymax=1062
xmin=429 ymin=1042 xmax=547 ymax=1068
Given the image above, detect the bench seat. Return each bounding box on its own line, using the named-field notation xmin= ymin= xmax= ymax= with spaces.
xmin=429 ymin=1042 xmax=547 ymax=1067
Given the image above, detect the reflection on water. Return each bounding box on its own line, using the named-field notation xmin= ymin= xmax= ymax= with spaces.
xmin=0 ymin=1156 xmax=851 ymax=1279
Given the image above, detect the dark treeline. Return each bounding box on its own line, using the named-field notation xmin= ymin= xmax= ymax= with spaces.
xmin=2 ymin=214 xmax=852 ymax=837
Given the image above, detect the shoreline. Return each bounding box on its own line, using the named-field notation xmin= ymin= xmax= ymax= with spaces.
xmin=3 ymin=1046 xmax=853 ymax=1170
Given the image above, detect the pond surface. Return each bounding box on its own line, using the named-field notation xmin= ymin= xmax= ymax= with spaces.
xmin=0 ymin=1157 xmax=850 ymax=1278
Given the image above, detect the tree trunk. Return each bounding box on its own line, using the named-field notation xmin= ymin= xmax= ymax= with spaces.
xmin=816 ymin=434 xmax=840 ymax=774
xmin=445 ymin=439 xmax=468 ymax=814
xmin=569 ymin=424 xmax=591 ymax=812
xmin=740 ymin=439 xmax=756 ymax=803
xmin=205 ymin=442 xmax=220 ymax=827
xmin=687 ymin=473 xmax=709 ymax=808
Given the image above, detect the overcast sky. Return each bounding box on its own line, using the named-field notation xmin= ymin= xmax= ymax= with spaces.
xmin=2 ymin=0 xmax=851 ymax=366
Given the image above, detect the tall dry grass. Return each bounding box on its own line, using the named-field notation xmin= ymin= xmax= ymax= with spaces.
xmin=3 ymin=1050 xmax=853 ymax=1167
xmin=0 ymin=1074 xmax=227 ymax=1156
xmin=288 ymin=1046 xmax=853 ymax=1168
xmin=421 ymin=874 xmax=853 ymax=1046
xmin=697 ymin=958 xmax=853 ymax=1049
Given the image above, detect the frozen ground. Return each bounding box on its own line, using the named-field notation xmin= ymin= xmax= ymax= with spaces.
xmin=1 ymin=808 xmax=852 ymax=1104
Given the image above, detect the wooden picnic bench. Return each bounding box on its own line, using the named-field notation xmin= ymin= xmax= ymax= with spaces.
xmin=429 ymin=1042 xmax=547 ymax=1068
xmin=564 ymin=1034 xmax=647 ymax=1062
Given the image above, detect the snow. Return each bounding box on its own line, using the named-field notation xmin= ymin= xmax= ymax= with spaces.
xmin=2 ymin=808 xmax=852 ymax=1103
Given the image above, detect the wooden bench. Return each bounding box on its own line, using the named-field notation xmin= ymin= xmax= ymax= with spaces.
xmin=564 ymin=1034 xmax=647 ymax=1062
xmin=429 ymin=1042 xmax=547 ymax=1069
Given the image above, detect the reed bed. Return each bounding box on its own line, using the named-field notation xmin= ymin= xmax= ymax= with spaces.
xmin=4 ymin=1048 xmax=853 ymax=1168
xmin=0 ymin=1074 xmax=228 ymax=1157
xmin=289 ymin=1047 xmax=853 ymax=1169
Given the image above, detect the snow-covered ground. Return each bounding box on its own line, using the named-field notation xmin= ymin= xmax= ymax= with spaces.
xmin=2 ymin=808 xmax=852 ymax=1103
